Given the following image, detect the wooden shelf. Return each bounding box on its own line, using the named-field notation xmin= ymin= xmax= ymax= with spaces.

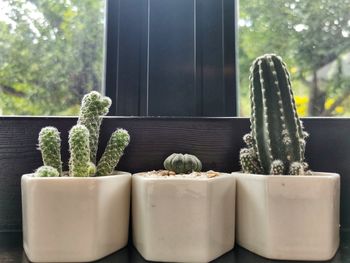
xmin=1 ymin=231 xmax=349 ymax=262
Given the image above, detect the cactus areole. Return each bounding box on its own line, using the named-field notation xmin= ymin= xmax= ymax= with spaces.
xmin=240 ymin=54 xmax=309 ymax=175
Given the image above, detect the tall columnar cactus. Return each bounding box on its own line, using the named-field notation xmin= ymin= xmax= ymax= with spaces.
xmin=78 ymin=91 xmax=112 ymax=164
xmin=38 ymin=127 xmax=62 ymax=175
xmin=69 ymin=125 xmax=91 ymax=177
xmin=96 ymin=129 xmax=130 ymax=176
xmin=240 ymin=54 xmax=309 ymax=175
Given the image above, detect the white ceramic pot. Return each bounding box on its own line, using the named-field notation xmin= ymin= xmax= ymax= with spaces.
xmin=132 ymin=172 xmax=236 ymax=263
xmin=21 ymin=171 xmax=131 ymax=262
xmin=234 ymin=172 xmax=340 ymax=261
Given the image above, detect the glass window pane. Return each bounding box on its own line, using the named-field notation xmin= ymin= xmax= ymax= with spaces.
xmin=0 ymin=0 xmax=105 ymax=115
xmin=239 ymin=0 xmax=350 ymax=117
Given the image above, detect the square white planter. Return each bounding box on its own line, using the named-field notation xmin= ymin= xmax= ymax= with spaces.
xmin=21 ymin=171 xmax=131 ymax=262
xmin=234 ymin=172 xmax=340 ymax=261
xmin=132 ymin=173 xmax=236 ymax=263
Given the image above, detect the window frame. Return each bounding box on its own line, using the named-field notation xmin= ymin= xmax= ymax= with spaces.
xmin=104 ymin=0 xmax=239 ymax=117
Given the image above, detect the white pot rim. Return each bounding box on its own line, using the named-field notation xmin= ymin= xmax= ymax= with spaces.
xmin=232 ymin=171 xmax=339 ymax=179
xmin=22 ymin=171 xmax=131 ymax=181
xmin=133 ymin=172 xmax=234 ymax=181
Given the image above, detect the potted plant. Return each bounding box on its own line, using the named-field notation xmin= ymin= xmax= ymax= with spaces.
xmin=234 ymin=54 xmax=340 ymax=261
xmin=132 ymin=153 xmax=236 ymax=262
xmin=21 ymin=91 xmax=131 ymax=262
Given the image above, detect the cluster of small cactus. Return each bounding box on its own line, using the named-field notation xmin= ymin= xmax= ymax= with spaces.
xmin=163 ymin=153 xmax=202 ymax=174
xmin=240 ymin=54 xmax=310 ymax=175
xmin=35 ymin=91 xmax=130 ymax=177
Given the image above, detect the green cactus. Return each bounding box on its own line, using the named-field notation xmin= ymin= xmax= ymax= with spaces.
xmin=78 ymin=91 xmax=112 ymax=164
xmin=243 ymin=133 xmax=254 ymax=148
xmin=35 ymin=166 xmax=59 ymax=177
xmin=88 ymin=162 xmax=97 ymax=176
xmin=34 ymin=91 xmax=131 ymax=178
xmin=289 ymin=162 xmax=305 ymax=175
xmin=270 ymin=160 xmax=284 ymax=175
xmin=96 ymin=129 xmax=130 ymax=176
xmin=38 ymin=127 xmax=62 ymax=175
xmin=164 ymin=153 xmax=202 ymax=174
xmin=68 ymin=125 xmax=91 ymax=177
xmin=240 ymin=148 xmax=263 ymax=174
xmin=240 ymin=54 xmax=309 ymax=175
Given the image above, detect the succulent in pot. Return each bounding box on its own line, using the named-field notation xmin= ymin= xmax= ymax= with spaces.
xmin=132 ymin=153 xmax=236 ymax=262
xmin=35 ymin=91 xmax=130 ymax=178
xmin=239 ymin=52 xmax=309 ymax=176
xmin=163 ymin=153 xmax=202 ymax=174
xmin=234 ymin=54 xmax=340 ymax=261
xmin=22 ymin=91 xmax=131 ymax=262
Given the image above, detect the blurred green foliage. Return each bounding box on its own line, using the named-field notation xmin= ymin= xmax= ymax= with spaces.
xmin=239 ymin=0 xmax=350 ymax=116
xmin=1 ymin=0 xmax=349 ymax=117
xmin=0 ymin=0 xmax=104 ymax=115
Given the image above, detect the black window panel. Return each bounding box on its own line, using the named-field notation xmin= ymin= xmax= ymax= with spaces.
xmin=104 ymin=0 xmax=237 ymax=116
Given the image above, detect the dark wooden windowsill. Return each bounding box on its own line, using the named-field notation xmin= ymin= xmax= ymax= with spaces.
xmin=1 ymin=230 xmax=349 ymax=262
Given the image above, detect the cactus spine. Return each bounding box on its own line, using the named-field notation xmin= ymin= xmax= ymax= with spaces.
xmin=35 ymin=166 xmax=59 ymax=177
xmin=96 ymin=129 xmax=130 ymax=176
xmin=240 ymin=54 xmax=309 ymax=175
xmin=69 ymin=125 xmax=91 ymax=177
xmin=38 ymin=127 xmax=62 ymax=175
xmin=78 ymin=91 xmax=112 ymax=164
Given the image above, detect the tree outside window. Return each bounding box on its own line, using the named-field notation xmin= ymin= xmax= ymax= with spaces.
xmin=0 ymin=0 xmax=105 ymax=115
xmin=239 ymin=0 xmax=350 ymax=116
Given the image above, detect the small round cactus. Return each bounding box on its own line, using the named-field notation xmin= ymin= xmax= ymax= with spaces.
xmin=68 ymin=125 xmax=90 ymax=177
xmin=243 ymin=133 xmax=254 ymax=148
xmin=35 ymin=166 xmax=59 ymax=177
xmin=289 ymin=162 xmax=305 ymax=175
xmin=38 ymin=127 xmax=62 ymax=175
xmin=78 ymin=91 xmax=112 ymax=164
xmin=88 ymin=162 xmax=97 ymax=176
xmin=164 ymin=153 xmax=202 ymax=174
xmin=96 ymin=129 xmax=130 ymax=176
xmin=270 ymin=160 xmax=284 ymax=175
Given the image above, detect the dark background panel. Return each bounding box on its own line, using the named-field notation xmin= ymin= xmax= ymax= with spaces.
xmin=115 ymin=0 xmax=148 ymax=115
xmin=104 ymin=0 xmax=237 ymax=116
xmin=196 ymin=0 xmax=225 ymax=116
xmin=223 ymin=0 xmax=237 ymax=116
xmin=0 ymin=117 xmax=349 ymax=232
xmin=105 ymin=0 xmax=148 ymax=116
xmin=148 ymin=0 xmax=196 ymax=116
